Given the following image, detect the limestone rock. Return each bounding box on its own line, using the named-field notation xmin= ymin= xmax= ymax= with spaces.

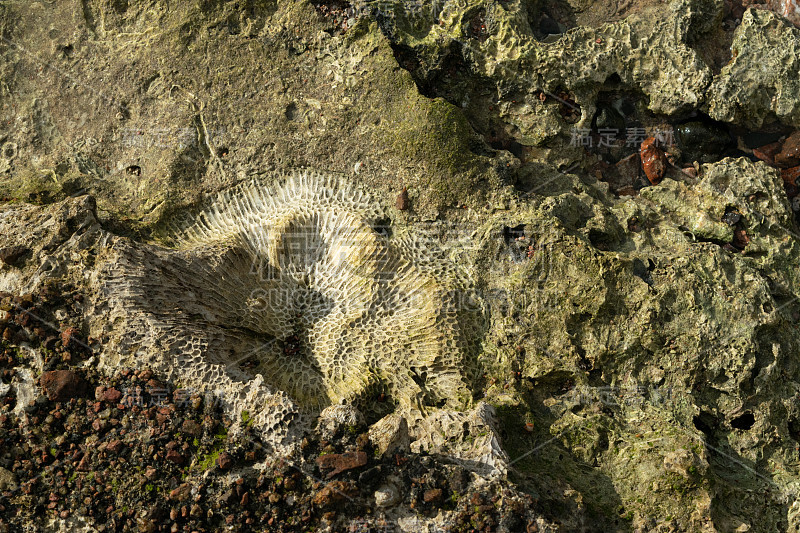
xmin=706 ymin=8 xmax=800 ymax=128
xmin=0 ymin=467 xmax=18 ymax=491
xmin=368 ymin=413 xmax=411 ymax=458
xmin=374 ymin=482 xmax=402 ymax=508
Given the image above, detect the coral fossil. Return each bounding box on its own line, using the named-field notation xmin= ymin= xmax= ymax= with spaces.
xmin=102 ymin=171 xmax=483 ymax=420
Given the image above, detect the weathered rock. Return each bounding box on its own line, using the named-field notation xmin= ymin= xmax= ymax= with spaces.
xmin=0 ymin=246 xmax=29 ymax=267
xmin=39 ymin=370 xmax=88 ymax=402
xmin=317 ymin=404 xmax=365 ymax=441
xmin=316 ymin=451 xmax=367 ymax=479
xmin=368 ymin=414 xmax=410 ymax=458
xmin=216 ymin=452 xmax=233 ymax=470
xmin=3 ymin=0 xmax=800 ymax=530
xmin=312 ymin=480 xmax=356 ymax=508
xmin=706 ymin=8 xmax=800 ymax=128
xmin=0 ymin=467 xmax=18 ymax=491
xmin=168 ymin=483 xmax=192 ymax=502
xmin=776 ymin=131 xmax=800 ymax=168
xmin=374 ymin=482 xmax=402 ymax=508
xmin=741 ymin=0 xmax=800 ymax=27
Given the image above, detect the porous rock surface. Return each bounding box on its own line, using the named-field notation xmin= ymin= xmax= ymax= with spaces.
xmin=97 ymin=170 xmax=484 ymax=439
xmin=2 ymin=0 xmax=800 ymax=531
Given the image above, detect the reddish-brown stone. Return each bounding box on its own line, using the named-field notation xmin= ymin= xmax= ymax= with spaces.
xmin=312 ymin=480 xmax=356 ymax=508
xmin=315 ymin=451 xmax=367 ymax=478
xmin=76 ymin=454 xmax=90 ymax=471
xmin=168 ymin=483 xmax=192 ymax=502
xmin=423 ymin=488 xmax=443 ymax=503
xmin=217 ymin=452 xmax=233 ymax=470
xmin=682 ymin=166 xmax=698 ymax=178
xmin=396 ymin=187 xmax=409 ymax=211
xmin=102 ymin=388 xmax=122 ymax=403
xmin=782 ymin=166 xmax=800 ymax=187
xmin=39 ymin=370 xmax=88 ymax=401
xmin=733 ymin=228 xmax=750 ymax=249
xmin=181 ymin=419 xmax=202 ymax=436
xmin=640 ymin=137 xmax=667 ymax=185
xmin=60 ymin=326 xmax=80 ymax=349
xmin=166 ymin=450 xmax=183 ymax=464
xmin=776 ymin=131 xmax=800 ymax=168
xmin=752 ymin=140 xmax=783 ymax=166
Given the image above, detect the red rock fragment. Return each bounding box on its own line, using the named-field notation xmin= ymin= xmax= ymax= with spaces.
xmin=782 ymin=166 xmax=800 ymax=189
xmin=166 ymin=450 xmax=183 ymax=464
xmin=168 ymin=483 xmax=192 ymax=502
xmin=39 ymin=370 xmax=88 ymax=401
xmin=103 ymin=388 xmax=122 ymax=403
xmin=423 ymin=488 xmax=443 ymax=503
xmin=60 ymin=326 xmax=80 ymax=349
xmin=107 ymin=440 xmax=124 ymax=454
xmin=752 ymin=140 xmax=783 ymax=166
xmin=76 ymin=454 xmax=90 ymax=471
xmin=217 ymin=452 xmax=233 ymax=470
xmin=639 ymin=137 xmax=668 ymax=185
xmin=312 ymin=480 xmax=356 ymax=508
xmin=396 ymin=187 xmax=409 ymax=211
xmin=316 ymin=451 xmax=367 ymax=479
xmin=776 ymin=131 xmax=800 ymax=168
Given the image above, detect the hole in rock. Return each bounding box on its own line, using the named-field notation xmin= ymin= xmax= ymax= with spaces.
xmin=731 ymin=412 xmax=755 ymax=430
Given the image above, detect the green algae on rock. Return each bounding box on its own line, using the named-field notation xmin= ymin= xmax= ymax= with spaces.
xmin=706 ymin=8 xmax=800 ymax=129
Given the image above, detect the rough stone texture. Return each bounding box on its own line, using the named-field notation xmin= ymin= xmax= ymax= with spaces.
xmin=2 ymin=0 xmax=800 ymax=531
xmin=381 ymin=0 xmax=720 ymax=171
xmin=316 ymin=451 xmax=368 ymax=478
xmin=368 ymin=413 xmax=411 ymax=457
xmin=706 ymin=8 xmax=800 ymax=128
xmin=91 ymin=171 xmax=484 ymax=449
xmin=0 ymin=467 xmax=17 ymax=492
xmin=155 ymin=172 xmax=483 ymax=413
xmin=39 ymin=370 xmax=89 ymax=402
